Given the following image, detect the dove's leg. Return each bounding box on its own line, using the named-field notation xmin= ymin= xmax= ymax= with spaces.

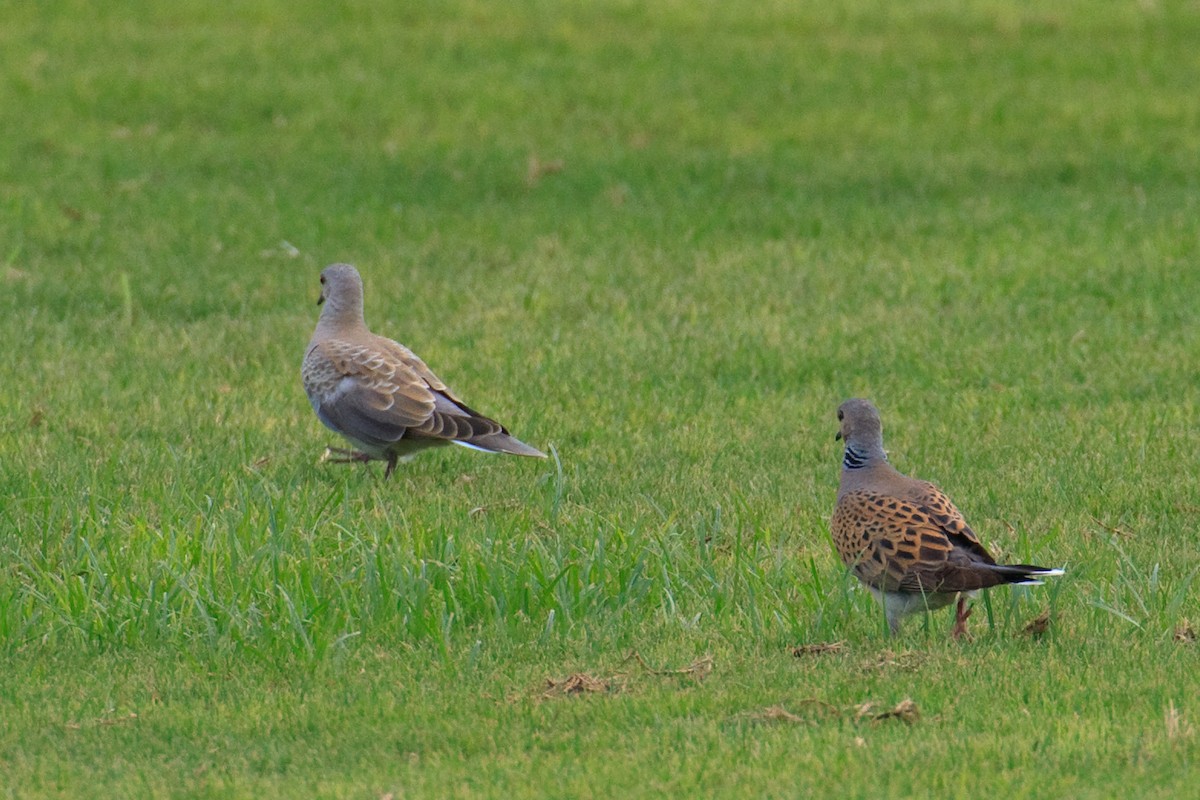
xmin=323 ymin=447 xmax=373 ymax=466
xmin=951 ymin=594 xmax=973 ymax=640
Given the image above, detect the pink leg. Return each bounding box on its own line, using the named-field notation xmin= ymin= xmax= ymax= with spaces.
xmin=951 ymin=595 xmax=973 ymax=640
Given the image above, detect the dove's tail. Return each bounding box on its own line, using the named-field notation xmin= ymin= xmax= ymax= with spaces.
xmin=992 ymin=565 xmax=1066 ymax=586
xmin=455 ymin=433 xmax=547 ymax=458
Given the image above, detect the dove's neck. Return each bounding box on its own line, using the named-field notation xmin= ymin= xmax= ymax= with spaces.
xmin=838 ymin=438 xmax=894 ymax=498
xmin=841 ymin=435 xmax=887 ymax=472
xmin=315 ymin=295 xmax=367 ymax=338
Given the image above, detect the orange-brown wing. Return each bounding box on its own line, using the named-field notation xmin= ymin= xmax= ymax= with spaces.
xmin=831 ymin=489 xmax=1000 ymax=594
xmin=908 ymin=481 xmax=993 ymax=562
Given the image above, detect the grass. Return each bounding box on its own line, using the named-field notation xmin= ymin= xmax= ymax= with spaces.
xmin=2 ymin=0 xmax=1199 ymax=796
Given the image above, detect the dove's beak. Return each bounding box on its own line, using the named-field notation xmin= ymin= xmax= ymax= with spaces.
xmin=834 ymin=430 xmax=843 ymax=441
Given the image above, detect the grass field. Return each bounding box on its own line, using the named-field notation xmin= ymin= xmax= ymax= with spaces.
xmin=2 ymin=0 xmax=1199 ymax=796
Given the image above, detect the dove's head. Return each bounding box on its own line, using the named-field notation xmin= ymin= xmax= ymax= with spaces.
xmin=835 ymin=398 xmax=886 ymax=462
xmin=316 ymin=263 xmax=366 ymax=325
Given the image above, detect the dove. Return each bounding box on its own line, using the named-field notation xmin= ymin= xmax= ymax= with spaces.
xmin=302 ymin=263 xmax=546 ymax=477
xmin=831 ymin=398 xmax=1062 ymax=637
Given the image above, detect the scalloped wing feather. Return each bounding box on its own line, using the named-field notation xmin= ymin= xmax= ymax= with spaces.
xmin=309 ymin=339 xmax=437 ymax=431
xmin=305 ymin=336 xmax=514 ymax=450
